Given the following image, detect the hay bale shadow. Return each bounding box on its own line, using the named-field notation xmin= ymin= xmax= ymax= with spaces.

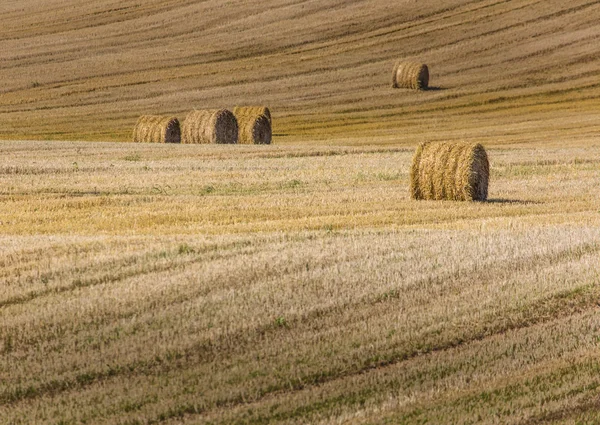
xmin=485 ymin=198 xmax=542 ymax=205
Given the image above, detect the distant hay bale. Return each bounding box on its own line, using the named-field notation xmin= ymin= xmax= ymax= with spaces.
xmin=233 ymin=106 xmax=271 ymax=123
xmin=132 ymin=115 xmax=181 ymax=143
xmin=233 ymin=109 xmax=272 ymax=145
xmin=181 ymin=109 xmax=238 ymax=144
xmin=392 ymin=62 xmax=429 ymax=90
xmin=410 ymin=142 xmax=489 ymax=201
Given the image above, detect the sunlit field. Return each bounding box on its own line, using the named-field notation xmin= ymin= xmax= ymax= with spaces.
xmin=3 ymin=0 xmax=600 ymax=423
xmin=1 ymin=141 xmax=600 ymax=424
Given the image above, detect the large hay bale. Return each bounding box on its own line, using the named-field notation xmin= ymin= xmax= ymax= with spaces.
xmin=132 ymin=115 xmax=181 ymax=143
xmin=181 ymin=109 xmax=238 ymax=144
xmin=410 ymin=142 xmax=489 ymax=201
xmin=233 ymin=106 xmax=271 ymax=123
xmin=233 ymin=109 xmax=272 ymax=145
xmin=392 ymin=62 xmax=429 ymax=90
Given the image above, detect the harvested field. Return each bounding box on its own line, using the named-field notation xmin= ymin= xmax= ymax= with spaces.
xmin=2 ymin=1 xmax=600 ymax=424
xmin=1 ymin=141 xmax=600 ymax=424
xmin=2 ymin=1 xmax=600 ymax=144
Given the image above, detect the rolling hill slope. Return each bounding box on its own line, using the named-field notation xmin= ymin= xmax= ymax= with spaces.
xmin=3 ymin=2 xmax=600 ymax=424
xmin=1 ymin=0 xmax=600 ymax=143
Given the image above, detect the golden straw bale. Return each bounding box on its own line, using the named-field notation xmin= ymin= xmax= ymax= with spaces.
xmin=233 ymin=106 xmax=271 ymax=123
xmin=392 ymin=62 xmax=429 ymax=90
xmin=132 ymin=115 xmax=180 ymax=143
xmin=410 ymin=142 xmax=489 ymax=201
xmin=233 ymin=111 xmax=272 ymax=145
xmin=181 ymin=109 xmax=238 ymax=144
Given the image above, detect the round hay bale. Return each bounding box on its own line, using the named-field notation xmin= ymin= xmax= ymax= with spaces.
xmin=410 ymin=142 xmax=489 ymax=201
xmin=233 ymin=106 xmax=271 ymax=123
xmin=234 ymin=112 xmax=272 ymax=145
xmin=392 ymin=62 xmax=429 ymax=90
xmin=132 ymin=115 xmax=181 ymax=143
xmin=181 ymin=109 xmax=238 ymax=144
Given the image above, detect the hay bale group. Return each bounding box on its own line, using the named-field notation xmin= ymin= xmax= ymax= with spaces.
xmin=131 ymin=59 xmax=430 ymax=146
xmin=133 ymin=106 xmax=272 ymax=145
xmin=130 ymin=61 xmax=493 ymax=202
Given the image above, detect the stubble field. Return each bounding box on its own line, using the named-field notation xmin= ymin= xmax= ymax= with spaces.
xmin=1 ymin=141 xmax=600 ymax=424
xmin=3 ymin=0 xmax=600 ymax=423
xmin=2 ymin=0 xmax=600 ymax=144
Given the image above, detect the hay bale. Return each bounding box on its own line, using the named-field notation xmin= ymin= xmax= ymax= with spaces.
xmin=233 ymin=106 xmax=271 ymax=123
xmin=132 ymin=115 xmax=180 ymax=143
xmin=233 ymin=110 xmax=272 ymax=145
xmin=410 ymin=142 xmax=489 ymax=201
xmin=181 ymin=109 xmax=238 ymax=144
xmin=392 ymin=62 xmax=429 ymax=90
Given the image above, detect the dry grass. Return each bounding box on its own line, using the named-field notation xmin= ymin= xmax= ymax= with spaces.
xmin=1 ymin=140 xmax=600 ymax=424
xmin=410 ymin=141 xmax=489 ymax=201
xmin=181 ymin=109 xmax=238 ymax=144
xmin=132 ymin=115 xmax=180 ymax=144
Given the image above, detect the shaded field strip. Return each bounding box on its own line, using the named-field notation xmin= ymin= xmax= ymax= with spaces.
xmin=190 ymin=306 xmax=600 ymax=425
xmin=112 ymin=241 xmax=600 ymax=422
xmin=2 ymin=241 xmax=598 ymax=409
xmin=196 ymin=352 xmax=600 ymax=425
xmin=450 ymin=90 xmax=600 ymax=119
xmin=384 ymin=357 xmax=600 ymax=425
xmin=0 ymin=52 xmax=396 ymax=115
xmin=143 ymin=285 xmax=600 ymax=424
xmin=519 ymin=396 xmax=600 ymax=425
